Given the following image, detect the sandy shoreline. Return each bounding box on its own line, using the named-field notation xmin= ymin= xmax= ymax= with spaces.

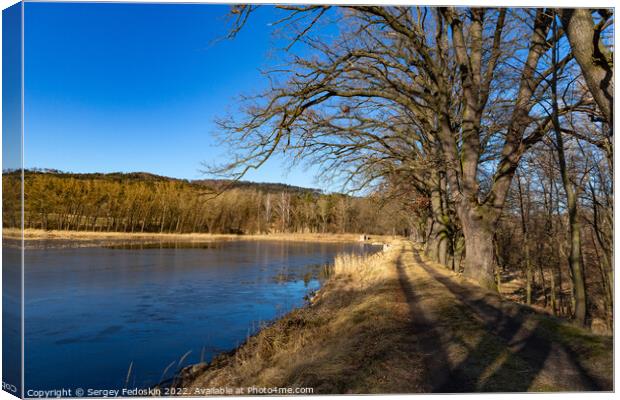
xmin=3 ymin=228 xmax=394 ymax=247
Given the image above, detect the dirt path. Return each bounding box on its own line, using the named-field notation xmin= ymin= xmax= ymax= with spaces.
xmin=396 ymin=244 xmax=612 ymax=392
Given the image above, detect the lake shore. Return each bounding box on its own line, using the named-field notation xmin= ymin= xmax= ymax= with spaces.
xmin=4 ymin=228 xmax=395 ymax=247
xmin=173 ymin=240 xmax=612 ymax=394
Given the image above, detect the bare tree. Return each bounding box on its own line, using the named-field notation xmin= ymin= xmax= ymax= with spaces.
xmin=211 ymin=7 xmax=596 ymax=289
xmin=560 ymin=9 xmax=614 ymax=128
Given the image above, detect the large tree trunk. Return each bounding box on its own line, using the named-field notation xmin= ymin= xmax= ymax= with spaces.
xmin=460 ymin=205 xmax=497 ymax=290
xmin=410 ymin=218 xmax=426 ymax=244
xmin=560 ymin=9 xmax=613 ymax=127
xmin=426 ymin=222 xmax=449 ymax=266
xmin=434 ymin=9 xmax=551 ymax=291
xmin=425 ymin=176 xmax=450 ymax=267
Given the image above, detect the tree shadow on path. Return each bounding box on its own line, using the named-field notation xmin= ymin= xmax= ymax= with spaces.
xmin=394 ymin=251 xmax=455 ymax=391
xmin=411 ymin=250 xmax=606 ymax=392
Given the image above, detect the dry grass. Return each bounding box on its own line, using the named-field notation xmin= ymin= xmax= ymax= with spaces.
xmin=5 ymin=228 xmax=395 ymax=245
xmin=331 ymin=250 xmax=389 ymax=286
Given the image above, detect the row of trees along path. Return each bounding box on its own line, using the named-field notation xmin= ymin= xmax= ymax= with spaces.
xmin=212 ymin=7 xmax=613 ymax=328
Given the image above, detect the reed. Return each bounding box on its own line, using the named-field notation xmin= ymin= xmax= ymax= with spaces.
xmin=332 ymin=247 xmax=391 ymax=285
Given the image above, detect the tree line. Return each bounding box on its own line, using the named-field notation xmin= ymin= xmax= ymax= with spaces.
xmin=2 ymin=170 xmax=408 ymax=236
xmin=212 ymin=6 xmax=613 ymax=329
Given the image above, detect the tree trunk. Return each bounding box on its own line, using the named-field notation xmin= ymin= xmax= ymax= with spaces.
xmin=160 ymin=208 xmax=166 ymax=234
xmin=425 ymin=182 xmax=450 ymax=267
xmin=452 ymin=234 xmax=465 ymax=273
xmin=550 ymin=268 xmax=557 ymax=315
xmin=538 ymin=262 xmax=548 ymax=307
xmin=551 ymin=19 xmax=587 ymax=325
xmin=560 ymin=9 xmax=613 ymax=127
xmin=516 ymin=173 xmax=533 ymax=304
xmin=460 ymin=205 xmax=496 ymax=290
xmin=426 ymin=225 xmax=449 ymax=266
xmin=566 ymin=215 xmax=586 ymax=319
xmin=567 ymin=211 xmax=587 ymax=325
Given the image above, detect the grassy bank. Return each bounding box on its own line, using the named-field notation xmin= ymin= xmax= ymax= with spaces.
xmin=175 ymin=240 xmax=427 ymax=394
xmin=4 ymin=228 xmax=394 ymax=246
xmin=174 ymin=241 xmax=612 ymax=394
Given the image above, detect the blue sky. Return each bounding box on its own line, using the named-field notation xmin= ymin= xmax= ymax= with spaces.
xmin=2 ymin=2 xmax=22 ymax=171
xmin=23 ymin=2 xmax=325 ymax=189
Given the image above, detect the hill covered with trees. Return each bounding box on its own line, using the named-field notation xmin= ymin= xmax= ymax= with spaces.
xmin=2 ymin=170 xmax=409 ymax=236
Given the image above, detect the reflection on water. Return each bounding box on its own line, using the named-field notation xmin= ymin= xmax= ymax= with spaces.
xmin=24 ymin=240 xmax=379 ymax=391
xmin=105 ymin=241 xmax=225 ymax=250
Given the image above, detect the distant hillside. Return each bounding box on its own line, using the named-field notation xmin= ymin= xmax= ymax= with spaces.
xmin=18 ymin=169 xmax=322 ymax=195
xmin=192 ymin=179 xmax=322 ymax=195
xmin=3 ymin=169 xmax=408 ymax=235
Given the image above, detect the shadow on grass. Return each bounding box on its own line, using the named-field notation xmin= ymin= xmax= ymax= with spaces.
xmin=394 ymin=252 xmax=452 ymax=391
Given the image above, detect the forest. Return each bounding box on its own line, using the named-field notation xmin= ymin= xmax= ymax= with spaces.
xmin=2 ymin=170 xmax=409 ymax=235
